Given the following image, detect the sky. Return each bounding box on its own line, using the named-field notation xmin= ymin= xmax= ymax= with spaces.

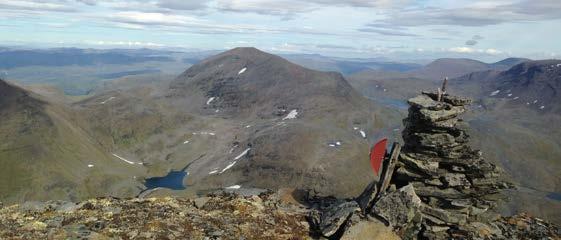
xmin=0 ymin=0 xmax=560 ymax=62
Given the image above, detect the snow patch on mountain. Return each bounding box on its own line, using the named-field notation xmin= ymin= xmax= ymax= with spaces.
xmin=238 ymin=67 xmax=247 ymax=75
xmin=282 ymin=109 xmax=298 ymax=120
xmin=112 ymin=153 xmax=140 ymax=165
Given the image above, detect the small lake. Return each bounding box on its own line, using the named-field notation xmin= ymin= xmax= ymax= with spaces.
xmin=144 ymin=170 xmax=187 ymax=190
xmin=366 ymin=96 xmax=409 ymax=110
xmin=546 ymin=192 xmax=561 ymax=202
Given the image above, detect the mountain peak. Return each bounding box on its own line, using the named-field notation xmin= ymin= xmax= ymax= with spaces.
xmin=169 ymin=47 xmax=361 ymax=118
xmin=223 ymin=46 xmax=263 ymax=54
xmin=165 ymin=48 xmax=375 ymax=197
xmin=212 ymin=47 xmax=274 ymax=61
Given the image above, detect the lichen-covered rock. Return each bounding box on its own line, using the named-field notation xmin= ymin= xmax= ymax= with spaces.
xmin=495 ymin=213 xmax=561 ymax=239
xmin=309 ymin=200 xmax=360 ymax=237
xmin=340 ymin=219 xmax=400 ymax=240
xmin=372 ymin=184 xmax=422 ymax=229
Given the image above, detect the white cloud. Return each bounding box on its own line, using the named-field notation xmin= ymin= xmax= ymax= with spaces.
xmin=215 ymin=0 xmax=410 ymax=16
xmin=0 ymin=0 xmax=77 ymax=12
xmin=84 ymin=40 xmax=165 ymax=47
xmin=370 ymin=0 xmax=561 ymax=27
xmin=110 ymin=11 xmax=198 ymax=26
xmin=484 ymin=48 xmax=502 ymax=55
xmin=448 ymin=47 xmax=475 ymax=53
xmin=447 ymin=47 xmax=502 ymax=55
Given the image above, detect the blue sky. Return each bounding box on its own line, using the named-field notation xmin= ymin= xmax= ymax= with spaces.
xmin=0 ymin=0 xmax=560 ymax=61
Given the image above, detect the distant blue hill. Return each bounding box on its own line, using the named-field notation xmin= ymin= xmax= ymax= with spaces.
xmin=0 ymin=48 xmax=174 ymax=69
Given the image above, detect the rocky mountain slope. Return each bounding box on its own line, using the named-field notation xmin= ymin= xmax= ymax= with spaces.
xmin=69 ymin=48 xmax=401 ymax=200
xmin=0 ymin=79 xmax=142 ymax=204
xmin=453 ymin=59 xmax=561 ymax=113
xmin=409 ymin=58 xmax=492 ymax=80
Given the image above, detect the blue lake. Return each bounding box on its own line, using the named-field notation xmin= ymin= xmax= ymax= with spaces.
xmin=144 ymin=171 xmax=187 ymax=190
xmin=378 ymin=98 xmax=409 ymax=110
xmin=546 ymin=192 xmax=561 ymax=202
xmin=366 ymin=96 xmax=409 ymax=110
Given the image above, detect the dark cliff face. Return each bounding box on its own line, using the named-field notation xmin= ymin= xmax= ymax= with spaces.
xmin=480 ymin=60 xmax=561 ymax=113
xmin=447 ymin=60 xmax=561 ymax=116
xmin=0 ymin=79 xmax=44 ymax=110
xmin=0 ymin=78 xmax=141 ymax=204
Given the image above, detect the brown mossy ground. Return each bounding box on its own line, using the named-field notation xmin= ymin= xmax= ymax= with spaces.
xmin=0 ymin=192 xmax=311 ymax=240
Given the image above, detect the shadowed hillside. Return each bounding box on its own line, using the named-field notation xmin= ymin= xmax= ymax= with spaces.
xmin=0 ymin=79 xmax=142 ymax=204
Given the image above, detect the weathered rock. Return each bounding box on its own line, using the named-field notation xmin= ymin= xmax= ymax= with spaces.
xmin=394 ymin=166 xmax=427 ymax=181
xmin=406 ymin=116 xmax=459 ymax=130
xmin=319 ymin=201 xmax=359 ymax=237
xmin=412 ymin=182 xmax=469 ymax=199
xmin=496 ymin=213 xmax=561 ymax=239
xmin=340 ymin=219 xmax=401 ymax=240
xmin=418 ymin=106 xmax=466 ymax=122
xmin=372 ymin=184 xmax=422 ymax=229
xmin=399 ymin=153 xmax=439 ymax=175
xmin=404 ymin=132 xmax=459 ymax=149
xmin=420 ymin=204 xmax=467 ymax=225
xmin=408 ymin=94 xmax=448 ymax=110
xmin=424 ymin=178 xmax=444 ymax=186
xmin=459 ymin=221 xmax=502 ymax=239
xmin=422 ymin=92 xmax=472 ymax=106
xmin=309 ymin=200 xmax=361 ymax=238
xmin=193 ymin=197 xmax=210 ymax=209
xmin=356 ymin=181 xmax=377 ymax=213
xmin=441 ymin=173 xmax=470 ymax=187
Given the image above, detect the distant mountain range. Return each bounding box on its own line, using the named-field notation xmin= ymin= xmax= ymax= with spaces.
xmin=0 ymin=48 xmax=175 ymax=69
xmin=282 ymin=53 xmax=422 ymax=75
xmin=348 ymin=57 xmax=532 ymax=101
xmin=409 ymin=57 xmax=530 ymax=80
xmin=0 ymin=46 xmax=529 ymax=95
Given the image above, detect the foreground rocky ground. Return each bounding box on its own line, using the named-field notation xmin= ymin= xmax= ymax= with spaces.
xmin=0 ymin=189 xmax=558 ymax=240
xmin=0 ymin=191 xmax=312 ymax=240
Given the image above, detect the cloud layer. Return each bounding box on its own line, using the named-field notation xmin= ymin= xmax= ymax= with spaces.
xmin=0 ymin=0 xmax=559 ymax=61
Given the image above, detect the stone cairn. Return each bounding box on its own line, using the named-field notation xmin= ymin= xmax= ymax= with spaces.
xmin=307 ymin=83 xmax=561 ymax=240
xmin=392 ymin=90 xmax=513 ymax=239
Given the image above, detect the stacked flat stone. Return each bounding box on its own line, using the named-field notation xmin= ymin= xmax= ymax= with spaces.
xmin=394 ymin=92 xmax=512 ymax=239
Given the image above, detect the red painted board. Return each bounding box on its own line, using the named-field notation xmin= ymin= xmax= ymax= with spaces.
xmin=370 ymin=138 xmax=387 ymax=175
